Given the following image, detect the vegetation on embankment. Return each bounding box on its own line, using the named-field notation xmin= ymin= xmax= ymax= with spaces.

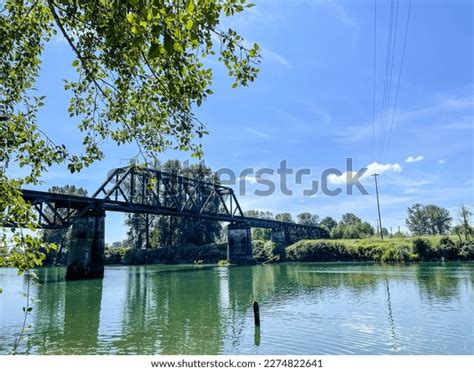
xmin=105 ymin=242 xmax=227 ymax=265
xmin=284 ymin=236 xmax=474 ymax=263
xmin=103 ymin=236 xmax=473 ymax=266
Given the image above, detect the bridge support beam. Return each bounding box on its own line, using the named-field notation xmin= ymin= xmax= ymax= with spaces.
xmin=66 ymin=210 xmax=106 ymax=281
xmin=228 ymin=223 xmax=254 ymax=264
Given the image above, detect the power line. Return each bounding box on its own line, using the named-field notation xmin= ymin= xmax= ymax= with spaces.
xmin=380 ymin=0 xmax=399 ymax=161
xmin=371 ymin=0 xmax=377 ymax=162
xmin=383 ymin=0 xmax=413 ymax=161
xmin=377 ymin=0 xmax=395 ymax=161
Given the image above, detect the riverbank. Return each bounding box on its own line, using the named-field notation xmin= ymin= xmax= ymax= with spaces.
xmin=100 ymin=236 xmax=473 ymax=266
xmin=285 ymin=237 xmax=474 ymax=263
xmin=104 ymin=242 xmax=228 ymax=265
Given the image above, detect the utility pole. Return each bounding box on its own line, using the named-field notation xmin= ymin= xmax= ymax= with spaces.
xmin=372 ymin=173 xmax=384 ymax=239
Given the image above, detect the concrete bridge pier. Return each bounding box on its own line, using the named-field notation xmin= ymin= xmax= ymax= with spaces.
xmin=66 ymin=209 xmax=106 ymax=281
xmin=271 ymin=228 xmax=286 ymax=246
xmin=227 ymin=223 xmax=255 ymax=264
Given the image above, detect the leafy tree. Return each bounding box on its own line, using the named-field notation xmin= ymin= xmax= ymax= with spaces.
xmin=405 ymin=204 xmax=427 ymax=235
xmin=320 ymin=216 xmax=337 ymax=232
xmin=406 ymin=203 xmax=452 ymax=235
xmin=245 ymin=209 xmax=273 ymax=241
xmin=297 ymin=212 xmax=319 ymax=226
xmin=330 ymin=213 xmax=374 ymax=239
xmin=126 ymin=213 xmax=153 ymax=249
xmin=453 ymin=203 xmax=473 ymax=241
xmin=1 ymin=1 xmax=260 ymax=271
xmin=275 ymin=212 xmax=294 ymax=223
xmin=340 ymin=213 xmax=362 ymax=226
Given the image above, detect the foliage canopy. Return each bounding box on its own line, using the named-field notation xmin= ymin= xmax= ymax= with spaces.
xmin=0 ymin=0 xmax=260 ymax=270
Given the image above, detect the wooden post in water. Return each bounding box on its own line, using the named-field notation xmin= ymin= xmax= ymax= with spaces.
xmin=253 ymin=300 xmax=261 ymax=346
xmin=253 ymin=301 xmax=260 ymax=327
xmin=254 ymin=326 xmax=261 ymax=346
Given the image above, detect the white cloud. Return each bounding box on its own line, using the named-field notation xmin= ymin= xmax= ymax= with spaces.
xmin=243 ymin=127 xmax=271 ymax=139
xmin=328 ymin=161 xmax=402 ymax=184
xmin=51 ymin=33 xmax=67 ymax=45
xmin=438 ymin=159 xmax=446 ymax=165
xmin=405 ymin=155 xmax=424 ymax=163
xmin=318 ymin=0 xmax=357 ymax=27
xmin=439 ymin=116 xmax=473 ymax=130
xmin=242 ymin=40 xmax=292 ymax=69
xmin=289 ymin=0 xmax=357 ymax=27
xmin=336 ymin=92 xmax=472 ymax=144
xmin=388 ymin=177 xmax=431 ymax=188
xmin=327 ymin=172 xmax=359 ymax=185
xmin=262 ymin=47 xmax=292 ymax=68
xmin=365 ymin=162 xmax=402 ymax=176
xmin=238 ymin=174 xmax=260 ymax=184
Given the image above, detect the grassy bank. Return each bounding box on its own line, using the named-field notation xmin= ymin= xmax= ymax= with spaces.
xmin=285 ymin=236 xmax=474 ymax=263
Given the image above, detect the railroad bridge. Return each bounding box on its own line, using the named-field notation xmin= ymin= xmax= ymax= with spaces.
xmin=16 ymin=166 xmax=326 ymax=280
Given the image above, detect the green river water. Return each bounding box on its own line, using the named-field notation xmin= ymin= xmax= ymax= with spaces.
xmin=0 ymin=262 xmax=473 ymax=355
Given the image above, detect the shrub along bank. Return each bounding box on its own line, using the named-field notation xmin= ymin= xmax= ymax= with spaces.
xmin=104 ymin=237 xmax=473 ymax=266
xmin=104 ymin=242 xmax=227 ymax=265
xmin=284 ymin=237 xmax=474 ymax=263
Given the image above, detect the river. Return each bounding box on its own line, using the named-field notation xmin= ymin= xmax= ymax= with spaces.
xmin=0 ymin=262 xmax=472 ymax=355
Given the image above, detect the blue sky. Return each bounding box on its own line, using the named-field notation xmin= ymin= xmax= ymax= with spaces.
xmin=20 ymin=0 xmax=473 ymax=242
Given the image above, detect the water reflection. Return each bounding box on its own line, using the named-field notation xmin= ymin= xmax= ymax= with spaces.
xmin=383 ymin=277 xmax=398 ymax=351
xmin=0 ymin=262 xmax=471 ymax=355
xmin=415 ymin=264 xmax=463 ymax=303
xmin=63 ymin=279 xmax=103 ymax=353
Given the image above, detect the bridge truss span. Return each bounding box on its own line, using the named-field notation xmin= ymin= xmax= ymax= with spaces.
xmin=92 ymin=166 xmax=245 ymax=222
xmin=18 ymin=165 xmax=327 ymax=238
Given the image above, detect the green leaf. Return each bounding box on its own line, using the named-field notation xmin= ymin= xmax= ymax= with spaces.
xmin=186 ymin=0 xmax=195 ymax=13
xmin=126 ymin=13 xmax=136 ymax=24
xmin=164 ymin=34 xmax=174 ymax=54
xmin=72 ymin=60 xmax=79 ymax=67
xmin=128 ymin=0 xmax=139 ymax=6
xmin=185 ymin=19 xmax=194 ymax=31
xmin=148 ymin=43 xmax=161 ymax=59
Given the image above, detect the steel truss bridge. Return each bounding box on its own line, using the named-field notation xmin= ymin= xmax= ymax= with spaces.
xmin=20 ymin=166 xmax=325 ymax=238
